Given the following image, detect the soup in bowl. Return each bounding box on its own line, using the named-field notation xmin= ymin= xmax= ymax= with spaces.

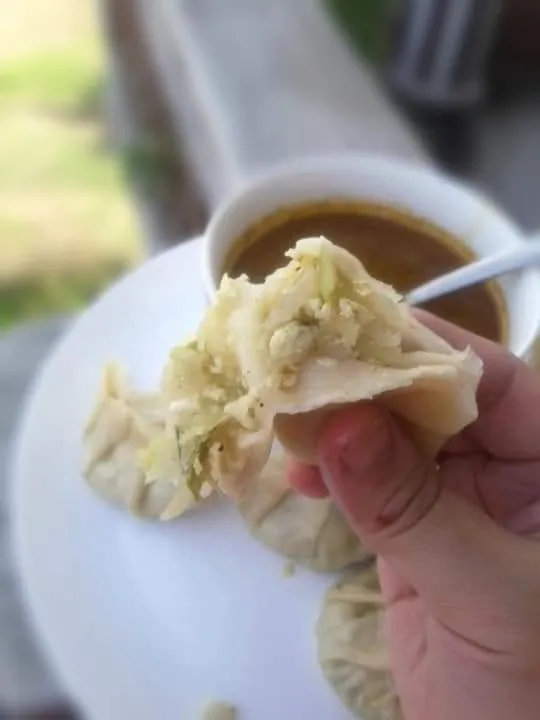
xmin=223 ymin=199 xmax=506 ymax=344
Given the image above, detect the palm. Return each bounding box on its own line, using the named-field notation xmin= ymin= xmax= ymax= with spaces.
xmin=378 ymin=443 xmax=540 ymax=719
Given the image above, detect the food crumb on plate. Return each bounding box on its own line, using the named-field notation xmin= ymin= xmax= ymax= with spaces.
xmin=201 ymin=701 xmax=238 ymax=720
xmin=282 ymin=559 xmax=296 ymax=577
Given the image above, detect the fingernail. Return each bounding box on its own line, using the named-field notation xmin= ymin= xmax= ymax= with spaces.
xmin=318 ymin=405 xmax=392 ymax=486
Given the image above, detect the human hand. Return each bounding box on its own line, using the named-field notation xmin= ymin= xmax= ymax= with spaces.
xmin=288 ymin=312 xmax=540 ymax=720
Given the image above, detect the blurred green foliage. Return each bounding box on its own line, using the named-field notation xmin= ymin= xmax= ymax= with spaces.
xmin=0 ymin=4 xmax=142 ymax=330
xmin=120 ymin=140 xmax=177 ymax=200
xmin=0 ymin=265 xmax=125 ymax=328
xmin=325 ymin=0 xmax=398 ymax=65
xmin=0 ymin=47 xmax=101 ymax=110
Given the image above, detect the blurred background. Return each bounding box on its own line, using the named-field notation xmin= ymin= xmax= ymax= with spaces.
xmin=0 ymin=0 xmax=539 ymax=717
xmin=0 ymin=0 xmax=139 ymax=331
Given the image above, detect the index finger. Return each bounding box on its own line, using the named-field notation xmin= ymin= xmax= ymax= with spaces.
xmin=415 ymin=310 xmax=540 ymax=460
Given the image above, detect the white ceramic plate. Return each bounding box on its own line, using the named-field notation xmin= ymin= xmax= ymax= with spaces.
xmin=10 ymin=238 xmax=352 ymax=720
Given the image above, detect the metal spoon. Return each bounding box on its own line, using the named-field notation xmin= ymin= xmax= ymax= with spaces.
xmin=406 ymin=239 xmax=540 ymax=307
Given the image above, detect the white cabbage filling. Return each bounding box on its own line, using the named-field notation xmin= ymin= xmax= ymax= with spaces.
xmin=228 ymin=244 xmax=406 ymax=395
xmin=141 ymin=338 xmax=265 ymax=504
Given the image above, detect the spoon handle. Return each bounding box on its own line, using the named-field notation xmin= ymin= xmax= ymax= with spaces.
xmin=407 ymin=239 xmax=540 ymax=307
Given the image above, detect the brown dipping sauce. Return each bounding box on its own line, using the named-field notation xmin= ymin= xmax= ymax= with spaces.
xmin=224 ymin=200 xmax=507 ymax=343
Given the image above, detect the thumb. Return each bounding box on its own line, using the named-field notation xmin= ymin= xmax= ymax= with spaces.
xmin=317 ymin=404 xmax=534 ymax=626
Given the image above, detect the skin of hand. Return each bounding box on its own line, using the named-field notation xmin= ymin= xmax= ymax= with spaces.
xmin=288 ymin=312 xmax=540 ymax=720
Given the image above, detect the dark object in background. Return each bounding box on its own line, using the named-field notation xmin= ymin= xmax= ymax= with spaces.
xmin=386 ymin=0 xmax=502 ymax=110
xmin=487 ymin=0 xmax=540 ymax=104
xmin=326 ymin=0 xmax=540 ymax=176
xmin=326 ymin=0 xmax=504 ymax=109
xmin=326 ymin=0 xmax=502 ymax=173
xmin=495 ymin=0 xmax=540 ymax=62
xmin=385 ymin=0 xmax=503 ymax=175
xmin=400 ymin=104 xmax=479 ymax=177
xmin=327 ymin=0 xmax=540 ymax=106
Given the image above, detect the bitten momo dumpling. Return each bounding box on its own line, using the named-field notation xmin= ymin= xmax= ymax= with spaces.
xmin=83 ymin=236 xmax=482 ymax=511
xmin=159 ymin=236 xmax=481 ymax=498
xmin=317 ymin=565 xmax=401 ymax=720
xmin=237 ymin=442 xmax=372 ymax=572
xmin=83 ymin=363 xmax=212 ymax=519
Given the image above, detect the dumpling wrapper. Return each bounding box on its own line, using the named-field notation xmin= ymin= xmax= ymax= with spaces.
xmin=228 ymin=236 xmax=483 ymax=462
xmin=317 ymin=565 xmax=402 ymax=720
xmin=237 ymin=441 xmax=372 ymax=572
xmin=83 ymin=363 xmax=212 ymax=519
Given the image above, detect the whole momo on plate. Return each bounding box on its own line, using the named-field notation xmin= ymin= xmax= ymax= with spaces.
xmin=83 ymin=363 xmax=212 ymax=520
xmin=317 ymin=565 xmax=401 ymax=720
xmin=236 ymin=442 xmax=372 ymax=572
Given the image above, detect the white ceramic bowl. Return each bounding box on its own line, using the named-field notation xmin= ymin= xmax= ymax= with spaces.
xmin=203 ymin=154 xmax=540 ymax=359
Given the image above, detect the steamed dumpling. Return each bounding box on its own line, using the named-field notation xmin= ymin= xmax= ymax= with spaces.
xmin=317 ymin=565 xmax=401 ymax=720
xmin=157 ymin=236 xmax=482 ymax=499
xmin=83 ymin=236 xmax=482 ymax=511
xmin=83 ymin=363 xmax=212 ymax=519
xmin=237 ymin=442 xmax=372 ymax=572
